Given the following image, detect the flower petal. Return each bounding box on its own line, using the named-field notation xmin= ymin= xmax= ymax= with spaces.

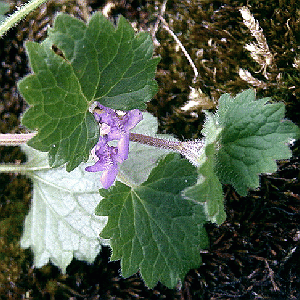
xmin=122 ymin=109 xmax=143 ymax=131
xmin=95 ymin=103 xmax=119 ymax=127
xmin=117 ymin=133 xmax=129 ymax=161
xmin=106 ymin=126 xmax=122 ymax=141
xmin=101 ymin=164 xmax=119 ymax=189
xmin=85 ymin=160 xmax=106 ymax=172
xmin=87 ymin=104 xmax=143 ymax=188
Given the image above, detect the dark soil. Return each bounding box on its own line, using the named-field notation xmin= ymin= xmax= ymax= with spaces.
xmin=1 ymin=0 xmax=300 ymax=299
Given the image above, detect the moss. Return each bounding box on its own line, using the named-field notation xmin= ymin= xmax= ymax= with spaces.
xmin=146 ymin=0 xmax=300 ymax=140
xmin=0 ymin=0 xmax=299 ymax=298
xmin=0 ymin=174 xmax=32 ymax=296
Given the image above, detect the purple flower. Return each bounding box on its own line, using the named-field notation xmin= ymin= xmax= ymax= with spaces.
xmin=95 ymin=104 xmax=143 ymax=160
xmin=85 ymin=103 xmax=143 ymax=189
xmin=85 ymin=136 xmax=121 ymax=189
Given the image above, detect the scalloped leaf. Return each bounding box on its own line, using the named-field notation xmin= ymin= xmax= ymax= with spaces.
xmin=19 ymin=144 xmax=109 ymax=272
xmin=214 ymin=89 xmax=300 ymax=196
xmin=18 ymin=12 xmax=159 ymax=171
xmin=18 ymin=41 xmax=99 ymax=171
xmin=96 ymin=153 xmax=209 ymax=288
xmin=46 ymin=12 xmax=159 ymax=109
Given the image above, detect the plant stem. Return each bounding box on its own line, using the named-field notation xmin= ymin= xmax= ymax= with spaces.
xmin=0 ymin=164 xmax=31 ymax=174
xmin=0 ymin=132 xmax=204 ymax=167
xmin=130 ymin=132 xmax=204 ymax=167
xmin=0 ymin=133 xmax=36 ymax=146
xmin=0 ymin=0 xmax=49 ymax=37
xmin=0 ymin=162 xmax=49 ymax=173
xmin=129 ymin=132 xmax=181 ymax=152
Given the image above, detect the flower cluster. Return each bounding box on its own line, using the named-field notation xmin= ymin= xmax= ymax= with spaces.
xmin=85 ymin=103 xmax=143 ymax=189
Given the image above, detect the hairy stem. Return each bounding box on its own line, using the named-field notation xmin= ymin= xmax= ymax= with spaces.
xmin=129 ymin=132 xmax=204 ymax=167
xmin=0 ymin=132 xmax=204 ymax=168
xmin=0 ymin=132 xmax=181 ymax=151
xmin=129 ymin=132 xmax=181 ymax=152
xmin=0 ymin=164 xmax=31 ymax=173
xmin=0 ymin=0 xmax=49 ymax=37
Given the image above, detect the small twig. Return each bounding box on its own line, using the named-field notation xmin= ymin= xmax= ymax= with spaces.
xmin=158 ymin=15 xmax=199 ymax=82
xmin=264 ymin=258 xmax=279 ymax=292
xmin=250 ymin=255 xmax=280 ymax=292
xmin=151 ymin=0 xmax=168 ymax=46
xmin=56 ymin=282 xmax=88 ymax=298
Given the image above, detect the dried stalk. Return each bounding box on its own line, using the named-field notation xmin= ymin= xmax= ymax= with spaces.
xmin=239 ymin=6 xmax=273 ymax=79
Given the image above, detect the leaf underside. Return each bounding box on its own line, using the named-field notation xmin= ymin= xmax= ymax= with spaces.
xmin=18 ymin=12 xmax=159 ymax=171
xmin=96 ymin=153 xmax=209 ymax=288
xmin=20 ymin=144 xmax=109 ymax=272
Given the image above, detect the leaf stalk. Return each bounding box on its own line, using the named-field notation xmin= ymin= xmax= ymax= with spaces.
xmin=129 ymin=132 xmax=181 ymax=152
xmin=0 ymin=133 xmax=36 ymax=146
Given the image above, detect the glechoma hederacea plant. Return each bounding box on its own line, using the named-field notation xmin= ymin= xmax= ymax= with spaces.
xmin=0 ymin=7 xmax=300 ymax=289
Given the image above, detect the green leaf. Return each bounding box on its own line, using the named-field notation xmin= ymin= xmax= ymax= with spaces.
xmin=183 ymin=143 xmax=226 ymax=225
xmin=96 ymin=153 xmax=209 ymax=288
xmin=18 ymin=41 xmax=99 ymax=171
xmin=214 ymin=89 xmax=300 ymax=196
xmin=20 ymin=144 xmax=109 ymax=272
xmin=18 ymin=12 xmax=159 ymax=170
xmin=46 ymin=12 xmax=159 ymax=109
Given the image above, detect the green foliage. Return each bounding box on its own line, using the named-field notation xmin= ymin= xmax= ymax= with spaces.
xmin=183 ymin=143 xmax=226 ymax=225
xmin=46 ymin=12 xmax=159 ymax=110
xmin=214 ymin=89 xmax=299 ymax=196
xmin=18 ymin=12 xmax=159 ymax=171
xmin=14 ymin=5 xmax=300 ymax=289
xmin=18 ymin=38 xmax=100 ymax=171
xmin=96 ymin=153 xmax=209 ymax=288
